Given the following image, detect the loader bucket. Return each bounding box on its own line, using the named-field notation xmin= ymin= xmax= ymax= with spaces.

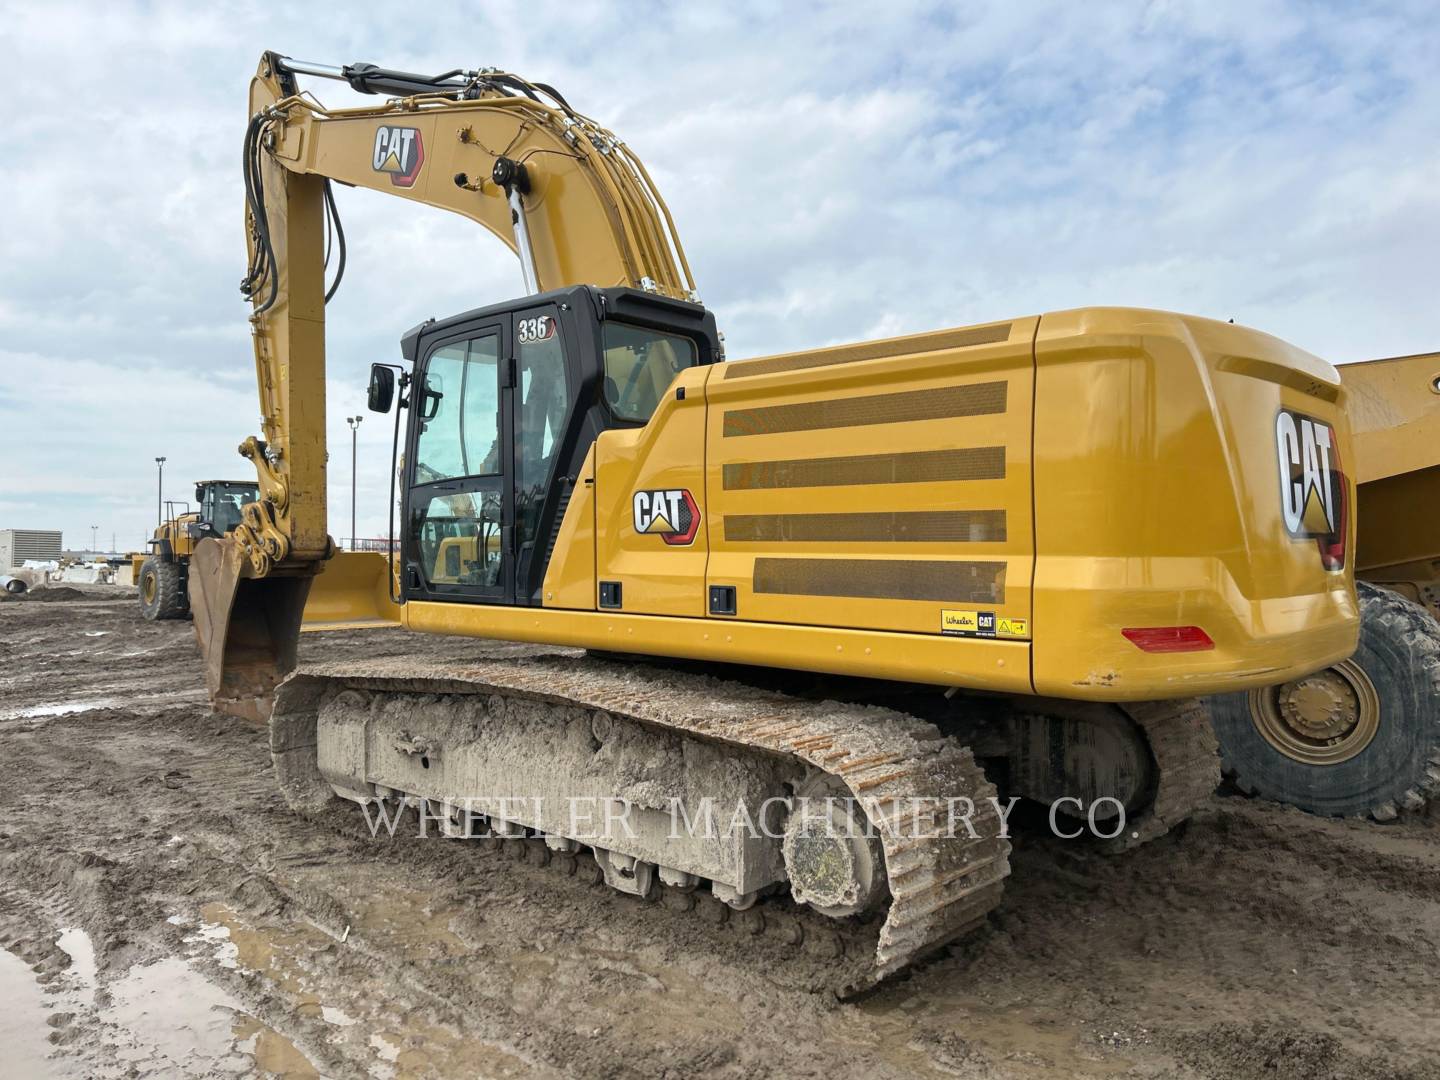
xmin=189 ymin=537 xmax=314 ymax=724
xmin=300 ymin=551 xmax=402 ymax=631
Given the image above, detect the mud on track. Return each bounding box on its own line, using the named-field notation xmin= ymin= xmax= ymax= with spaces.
xmin=2 ymin=591 xmax=1439 ymax=1079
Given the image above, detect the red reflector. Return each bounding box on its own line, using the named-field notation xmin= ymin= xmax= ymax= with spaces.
xmin=1121 ymin=626 xmax=1215 ymax=653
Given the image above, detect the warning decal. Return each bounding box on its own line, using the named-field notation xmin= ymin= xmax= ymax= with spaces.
xmin=941 ymin=610 xmax=1028 ymax=639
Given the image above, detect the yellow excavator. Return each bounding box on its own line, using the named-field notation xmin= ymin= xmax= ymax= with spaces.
xmin=191 ymin=52 xmax=1358 ymax=991
xmin=1210 ymin=351 xmax=1440 ymax=819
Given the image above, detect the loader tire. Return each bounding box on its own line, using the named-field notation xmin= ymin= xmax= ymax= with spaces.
xmin=138 ymin=558 xmax=188 ymax=621
xmin=1210 ymin=583 xmax=1440 ymax=820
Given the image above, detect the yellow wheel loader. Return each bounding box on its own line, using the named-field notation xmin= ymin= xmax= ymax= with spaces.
xmin=136 ymin=479 xmax=260 ymax=620
xmin=1210 ymin=351 xmax=1440 ymax=819
xmin=189 ymin=53 xmax=1358 ymax=991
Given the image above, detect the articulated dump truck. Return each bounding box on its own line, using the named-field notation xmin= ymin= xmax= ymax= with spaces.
xmin=1211 ymin=351 xmax=1440 ymax=820
xmin=191 ymin=53 xmax=1358 ymax=993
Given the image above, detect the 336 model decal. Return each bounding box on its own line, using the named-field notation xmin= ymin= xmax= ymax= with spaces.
xmin=517 ymin=315 xmax=556 ymax=343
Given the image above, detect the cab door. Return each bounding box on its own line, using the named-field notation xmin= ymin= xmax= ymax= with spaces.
xmin=510 ymin=303 xmax=573 ymax=602
xmin=404 ymin=320 xmax=514 ymax=604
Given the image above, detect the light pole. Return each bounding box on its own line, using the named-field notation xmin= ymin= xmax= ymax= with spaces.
xmin=90 ymin=525 xmax=98 ymax=554
xmin=346 ymin=416 xmax=363 ymax=551
xmin=155 ymin=456 xmax=166 ymax=527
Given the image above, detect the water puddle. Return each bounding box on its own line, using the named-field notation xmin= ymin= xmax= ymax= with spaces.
xmin=321 ymin=1005 xmax=357 ymax=1027
xmin=56 ymin=926 xmax=98 ymax=998
xmin=370 ymin=1032 xmax=401 ymax=1063
xmin=363 ymin=1018 xmax=532 ymax=1080
xmin=1 ymin=698 xmax=118 ymax=721
xmin=233 ymin=1014 xmax=322 ymax=1077
xmin=0 ymin=689 xmax=206 ymax=723
xmin=0 ymin=946 xmax=58 ymax=1077
xmin=199 ymin=893 xmax=536 ymax=1078
xmin=104 ymin=956 xmax=257 ymax=1073
xmin=100 ymin=951 xmax=322 ymax=1077
xmin=857 ymin=992 xmax=1134 ymax=1078
xmin=7 ymin=921 xmax=324 ymax=1078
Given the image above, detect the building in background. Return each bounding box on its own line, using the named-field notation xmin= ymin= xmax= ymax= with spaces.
xmin=0 ymin=529 xmax=64 ymax=571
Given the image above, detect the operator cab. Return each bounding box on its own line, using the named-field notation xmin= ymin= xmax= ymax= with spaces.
xmin=189 ymin=480 xmax=260 ymax=540
xmin=368 ymin=285 xmax=720 ymax=607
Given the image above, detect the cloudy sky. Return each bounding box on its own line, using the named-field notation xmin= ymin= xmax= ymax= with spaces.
xmin=2 ymin=1 xmax=1436 ymax=553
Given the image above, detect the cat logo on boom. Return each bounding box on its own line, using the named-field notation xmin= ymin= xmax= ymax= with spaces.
xmin=372 ymin=126 xmax=425 ymax=187
xmin=632 ymin=489 xmax=701 ymax=546
xmin=1275 ymin=407 xmax=1346 ymax=570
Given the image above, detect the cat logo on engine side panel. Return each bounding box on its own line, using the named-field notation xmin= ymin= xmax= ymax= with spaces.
xmin=633 ymin=489 xmax=701 ymax=546
xmin=372 ymin=126 xmax=425 ymax=187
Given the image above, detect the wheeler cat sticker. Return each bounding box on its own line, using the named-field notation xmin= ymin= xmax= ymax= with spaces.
xmin=941 ymin=610 xmax=1028 ymax=639
xmin=1275 ymin=408 xmax=1346 ymax=570
xmin=633 ymin=489 xmax=700 ymax=546
xmin=372 ymin=126 xmax=425 ymax=187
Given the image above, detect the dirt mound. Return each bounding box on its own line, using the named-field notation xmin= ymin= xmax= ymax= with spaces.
xmin=17 ymin=586 xmax=88 ymax=602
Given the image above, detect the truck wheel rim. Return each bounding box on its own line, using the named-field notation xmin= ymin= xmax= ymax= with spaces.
xmin=1247 ymin=659 xmax=1380 ymax=766
xmin=142 ymin=574 xmax=157 ymax=604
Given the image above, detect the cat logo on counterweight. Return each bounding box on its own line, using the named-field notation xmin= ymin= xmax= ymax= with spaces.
xmin=1275 ymin=407 xmax=1346 ymax=571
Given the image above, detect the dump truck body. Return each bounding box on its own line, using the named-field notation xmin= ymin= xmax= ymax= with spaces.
xmin=1343 ymin=351 xmax=1440 ymax=611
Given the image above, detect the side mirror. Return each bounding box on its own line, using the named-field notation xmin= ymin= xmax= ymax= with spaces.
xmin=368 ymin=364 xmax=396 ymax=413
xmin=194 ymin=485 xmax=204 ymax=503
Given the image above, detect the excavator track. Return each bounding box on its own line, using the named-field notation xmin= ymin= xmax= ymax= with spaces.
xmin=1106 ymin=697 xmax=1222 ymax=851
xmin=271 ymin=654 xmax=1012 ymax=995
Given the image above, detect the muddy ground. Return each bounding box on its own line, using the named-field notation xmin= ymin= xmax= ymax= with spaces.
xmin=1 ymin=590 xmax=1438 ymax=1080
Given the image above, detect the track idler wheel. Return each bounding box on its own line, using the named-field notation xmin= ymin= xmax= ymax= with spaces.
xmin=782 ymin=778 xmax=886 ymax=919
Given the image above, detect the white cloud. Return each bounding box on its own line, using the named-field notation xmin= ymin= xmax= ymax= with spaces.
xmin=1 ymin=0 xmax=1437 ymax=548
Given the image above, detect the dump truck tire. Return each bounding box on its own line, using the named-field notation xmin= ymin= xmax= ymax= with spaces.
xmin=1210 ymin=583 xmax=1440 ymax=820
xmin=138 ymin=558 xmax=188 ymax=621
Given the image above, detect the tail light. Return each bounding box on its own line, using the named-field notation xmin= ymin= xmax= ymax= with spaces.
xmin=1121 ymin=626 xmax=1215 ymax=653
xmin=1317 ymin=443 xmax=1348 ymax=572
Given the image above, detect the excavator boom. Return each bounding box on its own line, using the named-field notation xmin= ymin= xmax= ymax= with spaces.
xmin=194 ymin=52 xmax=698 ymax=718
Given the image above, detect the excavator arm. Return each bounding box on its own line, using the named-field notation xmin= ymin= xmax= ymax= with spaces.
xmin=192 ymin=51 xmax=698 ymax=719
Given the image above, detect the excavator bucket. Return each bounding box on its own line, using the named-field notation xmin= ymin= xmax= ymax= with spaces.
xmin=189 ymin=536 xmax=314 ymax=724
xmin=300 ymin=551 xmax=402 ymax=631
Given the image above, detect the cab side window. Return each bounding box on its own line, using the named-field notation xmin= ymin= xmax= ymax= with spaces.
xmin=414 ymin=336 xmax=500 ymax=484
xmin=414 ymin=490 xmax=503 ymax=587
xmin=411 ymin=333 xmax=503 ymax=590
